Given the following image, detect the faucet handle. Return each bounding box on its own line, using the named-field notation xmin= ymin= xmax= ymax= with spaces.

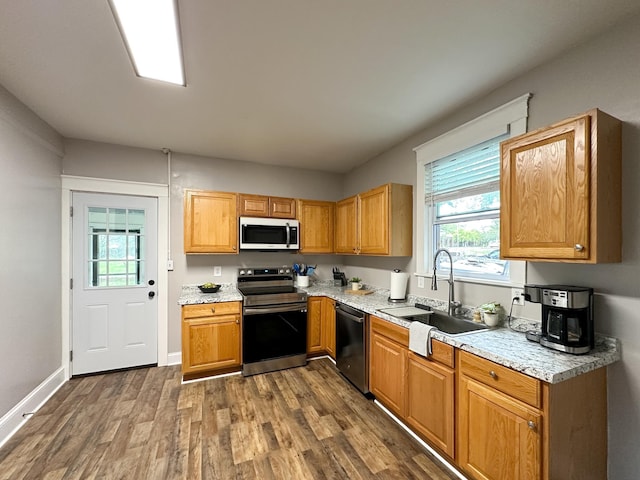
xmin=450 ymin=301 xmax=462 ymax=315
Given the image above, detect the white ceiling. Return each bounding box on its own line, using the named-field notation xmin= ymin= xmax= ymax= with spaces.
xmin=1 ymin=1 xmax=639 ymax=173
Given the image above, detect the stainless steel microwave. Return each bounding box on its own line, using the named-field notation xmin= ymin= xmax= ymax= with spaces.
xmin=239 ymin=216 xmax=300 ymax=250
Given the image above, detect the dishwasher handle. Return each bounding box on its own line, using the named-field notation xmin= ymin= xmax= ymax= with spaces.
xmin=336 ymin=303 xmax=365 ymax=323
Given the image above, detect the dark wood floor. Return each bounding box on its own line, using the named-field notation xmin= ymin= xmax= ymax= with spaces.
xmin=0 ymin=358 xmax=459 ymax=480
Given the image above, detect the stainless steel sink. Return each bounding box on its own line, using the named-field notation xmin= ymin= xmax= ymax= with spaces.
xmin=377 ymin=305 xmax=489 ymax=336
xmin=418 ymin=310 xmax=488 ymax=335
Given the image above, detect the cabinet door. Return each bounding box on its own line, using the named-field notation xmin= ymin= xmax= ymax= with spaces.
xmin=335 ymin=196 xmax=358 ymax=254
xmin=458 ymin=376 xmax=541 ymax=480
xmin=184 ymin=190 xmax=238 ymax=253
xmin=359 ymin=184 xmax=390 ymax=254
xmin=500 ymin=115 xmax=590 ymax=260
xmin=307 ymin=297 xmax=324 ymax=355
xmin=239 ymin=193 xmax=270 ymax=217
xmin=181 ymin=315 xmax=241 ymax=375
xmin=370 ymin=330 xmax=407 ymax=417
xmin=270 ymin=196 xmax=296 ymax=218
xmin=322 ymin=297 xmax=336 ymax=358
xmin=298 ymin=200 xmax=335 ymax=254
xmin=406 ymin=352 xmax=455 ymax=458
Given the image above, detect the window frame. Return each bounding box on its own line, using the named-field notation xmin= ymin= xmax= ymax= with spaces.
xmin=414 ymin=94 xmax=531 ymax=286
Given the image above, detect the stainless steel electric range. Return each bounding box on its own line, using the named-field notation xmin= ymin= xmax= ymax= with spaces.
xmin=237 ymin=267 xmax=308 ymax=376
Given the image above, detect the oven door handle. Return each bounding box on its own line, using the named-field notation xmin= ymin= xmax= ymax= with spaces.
xmin=243 ymin=304 xmax=307 ymax=316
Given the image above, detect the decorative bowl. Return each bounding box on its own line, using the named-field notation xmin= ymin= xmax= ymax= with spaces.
xmin=198 ymin=284 xmax=221 ymax=293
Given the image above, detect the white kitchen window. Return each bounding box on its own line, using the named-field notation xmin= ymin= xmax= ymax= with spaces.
xmin=415 ymin=94 xmax=531 ymax=286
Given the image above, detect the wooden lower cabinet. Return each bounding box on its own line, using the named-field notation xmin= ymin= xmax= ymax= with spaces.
xmin=369 ymin=316 xmax=408 ymax=418
xmin=406 ymin=351 xmax=455 ymax=458
xmin=307 ymin=297 xmax=324 ymax=355
xmin=181 ymin=302 xmax=242 ymax=377
xmin=457 ymin=350 xmax=607 ymax=480
xmin=322 ymin=297 xmax=336 ymax=358
xmin=307 ymin=296 xmax=336 ymax=357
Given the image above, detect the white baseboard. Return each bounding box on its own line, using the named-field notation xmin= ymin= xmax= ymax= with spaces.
xmin=167 ymin=351 xmax=182 ymax=366
xmin=0 ymin=366 xmax=66 ymax=450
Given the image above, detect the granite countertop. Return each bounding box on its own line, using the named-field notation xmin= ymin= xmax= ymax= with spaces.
xmin=178 ymin=284 xmax=243 ymax=304
xmin=178 ymin=282 xmax=621 ymax=384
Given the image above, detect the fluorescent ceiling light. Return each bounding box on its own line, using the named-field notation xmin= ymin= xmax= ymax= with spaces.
xmin=109 ymin=0 xmax=185 ymax=86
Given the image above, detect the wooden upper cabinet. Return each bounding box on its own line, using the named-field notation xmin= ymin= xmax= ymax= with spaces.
xmin=500 ymin=109 xmax=621 ymax=263
xmin=336 ymin=183 xmax=413 ymax=256
xmin=184 ymin=189 xmax=238 ymax=254
xmin=335 ymin=195 xmax=358 ymax=254
xmin=238 ymin=193 xmax=296 ymax=218
xmin=298 ymin=199 xmax=335 ymax=254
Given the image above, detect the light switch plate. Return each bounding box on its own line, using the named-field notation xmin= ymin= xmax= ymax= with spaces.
xmin=417 ymin=276 xmax=425 ymax=288
xmin=213 ymin=266 xmax=222 ymax=277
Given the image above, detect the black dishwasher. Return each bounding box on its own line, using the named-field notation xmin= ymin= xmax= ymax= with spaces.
xmin=335 ymin=302 xmax=369 ymax=394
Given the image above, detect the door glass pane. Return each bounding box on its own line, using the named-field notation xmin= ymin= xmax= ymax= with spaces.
xmin=86 ymin=206 xmax=146 ymax=287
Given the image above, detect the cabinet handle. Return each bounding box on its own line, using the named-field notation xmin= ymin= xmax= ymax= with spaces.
xmin=528 ymin=420 xmax=536 ymax=430
xmin=232 ymin=246 xmax=237 ymax=250
xmin=489 ymin=370 xmax=498 ymax=379
xmin=211 ymin=307 xmax=216 ymax=313
xmin=575 ymin=244 xmax=584 ymax=251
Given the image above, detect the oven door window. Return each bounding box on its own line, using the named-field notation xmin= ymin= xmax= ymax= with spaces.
xmin=243 ymin=309 xmax=307 ymax=363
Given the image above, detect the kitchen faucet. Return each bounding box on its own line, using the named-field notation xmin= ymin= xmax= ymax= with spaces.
xmin=431 ymin=248 xmax=461 ymax=316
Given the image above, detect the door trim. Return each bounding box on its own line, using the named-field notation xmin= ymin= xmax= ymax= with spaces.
xmin=61 ymin=175 xmax=169 ymax=380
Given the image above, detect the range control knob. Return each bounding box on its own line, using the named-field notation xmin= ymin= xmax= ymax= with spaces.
xmin=247 ymin=269 xmax=253 ymax=275
xmin=239 ymin=269 xmax=246 ymax=276
xmin=279 ymin=268 xmax=284 ymax=274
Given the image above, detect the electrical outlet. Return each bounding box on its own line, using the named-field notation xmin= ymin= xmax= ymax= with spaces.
xmin=213 ymin=266 xmax=222 ymax=277
xmin=417 ymin=276 xmax=425 ymax=288
xmin=511 ymin=288 xmax=525 ymax=306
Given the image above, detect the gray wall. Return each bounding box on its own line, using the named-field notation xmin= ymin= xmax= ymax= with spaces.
xmin=0 ymin=85 xmax=63 ymax=418
xmin=344 ymin=13 xmax=640 ymax=480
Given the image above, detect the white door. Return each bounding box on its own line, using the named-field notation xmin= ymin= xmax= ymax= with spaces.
xmin=72 ymin=192 xmax=158 ymax=375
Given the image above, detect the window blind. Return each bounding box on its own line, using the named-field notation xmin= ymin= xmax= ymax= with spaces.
xmin=424 ymin=134 xmax=508 ymax=204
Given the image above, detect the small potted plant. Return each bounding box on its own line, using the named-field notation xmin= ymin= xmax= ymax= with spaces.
xmin=349 ymin=277 xmax=362 ymax=290
xmin=480 ymin=302 xmax=502 ymax=327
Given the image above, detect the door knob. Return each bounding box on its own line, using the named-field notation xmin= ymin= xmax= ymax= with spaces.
xmin=574 ymin=244 xmax=585 ymax=251
xmin=148 ymin=291 xmax=156 ymax=299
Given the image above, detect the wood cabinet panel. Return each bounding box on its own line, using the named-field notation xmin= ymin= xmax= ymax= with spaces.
xmin=184 ymin=190 xmax=238 ymax=254
xmin=322 ymin=297 xmax=336 ymax=359
xmin=460 ymin=351 xmax=541 ymax=408
xmin=359 ymin=185 xmax=389 ymax=254
xmin=370 ymin=316 xmax=408 ymax=417
xmin=335 ymin=196 xmax=358 ymax=254
xmin=269 ymin=196 xmax=296 ymax=218
xmin=406 ymin=352 xmax=455 ymax=458
xmin=298 ymin=200 xmax=335 ymax=253
xmin=238 ymin=193 xmax=270 ymax=217
xmin=458 ymin=376 xmax=541 ymax=480
xmin=307 ymin=296 xmax=324 ymax=355
xmin=500 ymin=109 xmax=621 ymax=263
xmin=181 ymin=302 xmax=242 ymax=376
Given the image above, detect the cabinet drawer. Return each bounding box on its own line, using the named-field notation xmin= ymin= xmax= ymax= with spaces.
xmin=182 ymin=302 xmax=241 ymax=319
xmin=459 ymin=351 xmax=541 ymax=408
xmin=371 ymin=315 xmax=409 ymax=347
xmin=430 ymin=340 xmax=455 ymax=369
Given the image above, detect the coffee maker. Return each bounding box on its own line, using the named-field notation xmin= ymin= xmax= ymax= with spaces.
xmin=523 ymin=284 xmax=594 ymax=354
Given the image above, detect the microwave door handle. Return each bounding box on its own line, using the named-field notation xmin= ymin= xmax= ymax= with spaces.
xmin=286 ymin=222 xmax=290 ymax=248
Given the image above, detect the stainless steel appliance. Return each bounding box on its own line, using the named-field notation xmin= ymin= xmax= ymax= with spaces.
xmin=237 ymin=267 xmax=308 ymax=375
xmin=524 ymin=284 xmax=594 ymax=354
xmin=239 ymin=217 xmax=299 ymax=251
xmin=335 ymin=302 xmax=369 ymax=394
